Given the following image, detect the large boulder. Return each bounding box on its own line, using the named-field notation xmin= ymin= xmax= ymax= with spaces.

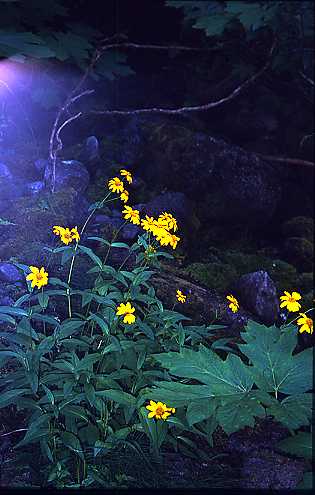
xmin=139 ymin=122 xmax=282 ymax=224
xmin=0 ymin=262 xmax=23 ymax=283
xmin=233 ymin=270 xmax=279 ymax=326
xmin=44 ymin=159 xmax=90 ymax=194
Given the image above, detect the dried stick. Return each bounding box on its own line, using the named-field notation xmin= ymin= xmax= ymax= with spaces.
xmin=256 ymin=154 xmax=314 ymax=168
xmin=48 ymin=37 xmax=276 ymax=191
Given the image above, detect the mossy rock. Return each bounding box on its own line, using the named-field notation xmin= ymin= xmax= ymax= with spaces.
xmin=284 ymin=237 xmax=314 ymax=272
xmin=282 ymin=216 xmax=313 ymax=242
xmin=184 ymin=262 xmax=238 ymax=292
xmin=296 ymin=272 xmax=314 ymax=294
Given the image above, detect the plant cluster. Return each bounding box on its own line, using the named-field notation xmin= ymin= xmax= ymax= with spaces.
xmin=0 ymin=170 xmax=313 ymax=488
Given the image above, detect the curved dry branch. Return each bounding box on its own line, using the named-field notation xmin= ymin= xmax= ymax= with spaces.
xmin=89 ymin=38 xmax=277 ymax=116
xmin=257 ymin=153 xmax=314 ymax=169
xmin=48 ymin=37 xmax=276 ymax=191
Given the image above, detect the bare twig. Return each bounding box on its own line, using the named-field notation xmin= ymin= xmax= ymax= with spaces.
xmin=299 ymin=70 xmax=315 ymax=86
xmin=0 ymin=428 xmax=27 ymax=437
xmin=89 ymin=38 xmax=277 ymax=117
xmin=299 ymin=133 xmax=314 ymax=148
xmin=48 ymin=37 xmax=276 ymax=190
xmin=257 ymin=153 xmax=314 ymax=168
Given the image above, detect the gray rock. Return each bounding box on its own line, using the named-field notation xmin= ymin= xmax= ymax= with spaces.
xmin=234 ymin=270 xmax=279 ymax=325
xmin=136 ymin=192 xmax=191 ymax=230
xmin=44 ymin=159 xmax=90 ymax=194
xmin=34 ymin=158 xmax=48 ymax=175
xmin=121 ymin=223 xmax=140 ymax=241
xmin=0 ymin=176 xmax=26 ymax=200
xmin=0 ymin=262 xmax=23 ymax=283
xmin=139 ymin=122 xmax=282 ymax=224
xmin=0 ymin=162 xmax=12 ymax=179
xmin=25 ymin=180 xmax=45 ymax=195
xmin=82 ymin=136 xmax=100 ymax=162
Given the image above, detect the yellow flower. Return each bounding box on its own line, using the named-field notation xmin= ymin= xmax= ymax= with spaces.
xmin=53 ymin=225 xmax=80 ymax=244
xmin=226 ymin=294 xmax=239 ymax=313
xmin=120 ymin=169 xmax=132 ymax=184
xmin=167 ymin=233 xmax=180 ymax=250
xmin=59 ymin=228 xmax=75 ymax=245
xmin=108 ymin=177 xmax=124 ymax=193
xmin=53 ymin=225 xmax=63 ymax=236
xmin=146 ymin=400 xmax=176 ymax=420
xmin=141 ymin=215 xmax=157 ymax=232
xmin=297 ymin=313 xmax=313 ymax=334
xmin=176 ymin=289 xmax=186 ymax=303
xmin=158 ymin=212 xmax=178 ymax=232
xmin=26 ymin=266 xmax=49 ymax=289
xmin=70 ymin=227 xmax=80 ymax=242
xmin=120 ymin=190 xmax=129 ymax=203
xmin=116 ymin=301 xmax=136 ymax=324
xmin=122 ymin=205 xmax=140 ymax=225
xmin=279 ymin=291 xmax=302 ymax=312
xmin=153 ymin=225 xmax=169 ymax=240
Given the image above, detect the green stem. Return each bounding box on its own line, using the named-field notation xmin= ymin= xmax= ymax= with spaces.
xmin=66 ymin=193 xmax=111 ymax=319
xmin=284 ymin=307 xmax=313 ymax=327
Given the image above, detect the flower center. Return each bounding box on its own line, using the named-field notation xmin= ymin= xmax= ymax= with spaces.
xmin=37 ymin=273 xmax=43 ymax=280
xmin=156 ymin=406 xmax=164 ymax=416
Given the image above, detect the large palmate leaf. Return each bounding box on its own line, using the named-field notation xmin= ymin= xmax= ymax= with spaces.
xmin=153 ymin=344 xmax=254 ymax=395
xmin=238 ymin=321 xmax=313 ymax=396
xmin=216 ymin=391 xmax=266 ymax=434
xmin=277 ymin=432 xmax=312 ymax=460
xmin=268 ymin=393 xmax=312 ymax=430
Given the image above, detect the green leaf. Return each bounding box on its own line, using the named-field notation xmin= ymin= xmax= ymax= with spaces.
xmin=60 ymin=431 xmax=84 ymax=460
xmin=268 ymin=393 xmax=312 ymax=430
xmin=239 ymin=322 xmax=312 ymax=395
xmin=110 ymin=242 xmax=130 ymax=249
xmin=0 ymin=388 xmax=29 ymax=409
xmin=96 ymin=389 xmax=136 ymax=406
xmin=186 ymin=398 xmax=217 ymax=426
xmin=0 ymin=314 xmax=16 ymax=324
xmin=140 ymin=381 xmax=214 ymax=408
xmin=57 ymin=318 xmax=86 ymax=339
xmin=78 ymin=245 xmax=103 ymax=268
xmin=0 ymin=306 xmax=28 ymax=317
xmin=216 ymin=392 xmax=266 ymax=434
xmin=62 ymin=405 xmax=90 ymax=423
xmin=87 ymin=313 xmax=109 ymax=335
xmin=277 ymin=432 xmax=312 ymax=460
xmin=297 ymin=471 xmax=313 ymax=490
xmin=153 ymin=345 xmax=254 ymax=395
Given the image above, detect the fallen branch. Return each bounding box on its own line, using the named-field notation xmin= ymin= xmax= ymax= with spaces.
xmin=257 ymin=153 xmax=314 ymax=168
xmin=89 ymin=38 xmax=277 ymax=116
xmin=48 ymin=37 xmax=276 ymax=191
xmin=299 ymin=70 xmax=315 ymax=87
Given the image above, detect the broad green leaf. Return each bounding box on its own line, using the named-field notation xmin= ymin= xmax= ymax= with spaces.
xmin=268 ymin=393 xmax=312 ymax=430
xmin=0 ymin=388 xmax=29 ymax=408
xmin=297 ymin=471 xmax=313 ymax=490
xmin=60 ymin=431 xmax=84 ymax=459
xmin=0 ymin=314 xmax=16 ymax=324
xmin=0 ymin=306 xmax=28 ymax=317
xmin=96 ymin=389 xmax=136 ymax=406
xmin=239 ymin=322 xmax=312 ymax=395
xmin=186 ymin=397 xmax=217 ymax=426
xmin=216 ymin=392 xmax=266 ymax=434
xmin=57 ymin=318 xmax=86 ymax=339
xmin=78 ymin=245 xmax=103 ymax=268
xmin=139 ymin=381 xmax=214 ymax=408
xmin=87 ymin=313 xmax=109 ymax=335
xmin=277 ymin=432 xmax=312 ymax=460
xmin=153 ymin=345 xmax=254 ymax=395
